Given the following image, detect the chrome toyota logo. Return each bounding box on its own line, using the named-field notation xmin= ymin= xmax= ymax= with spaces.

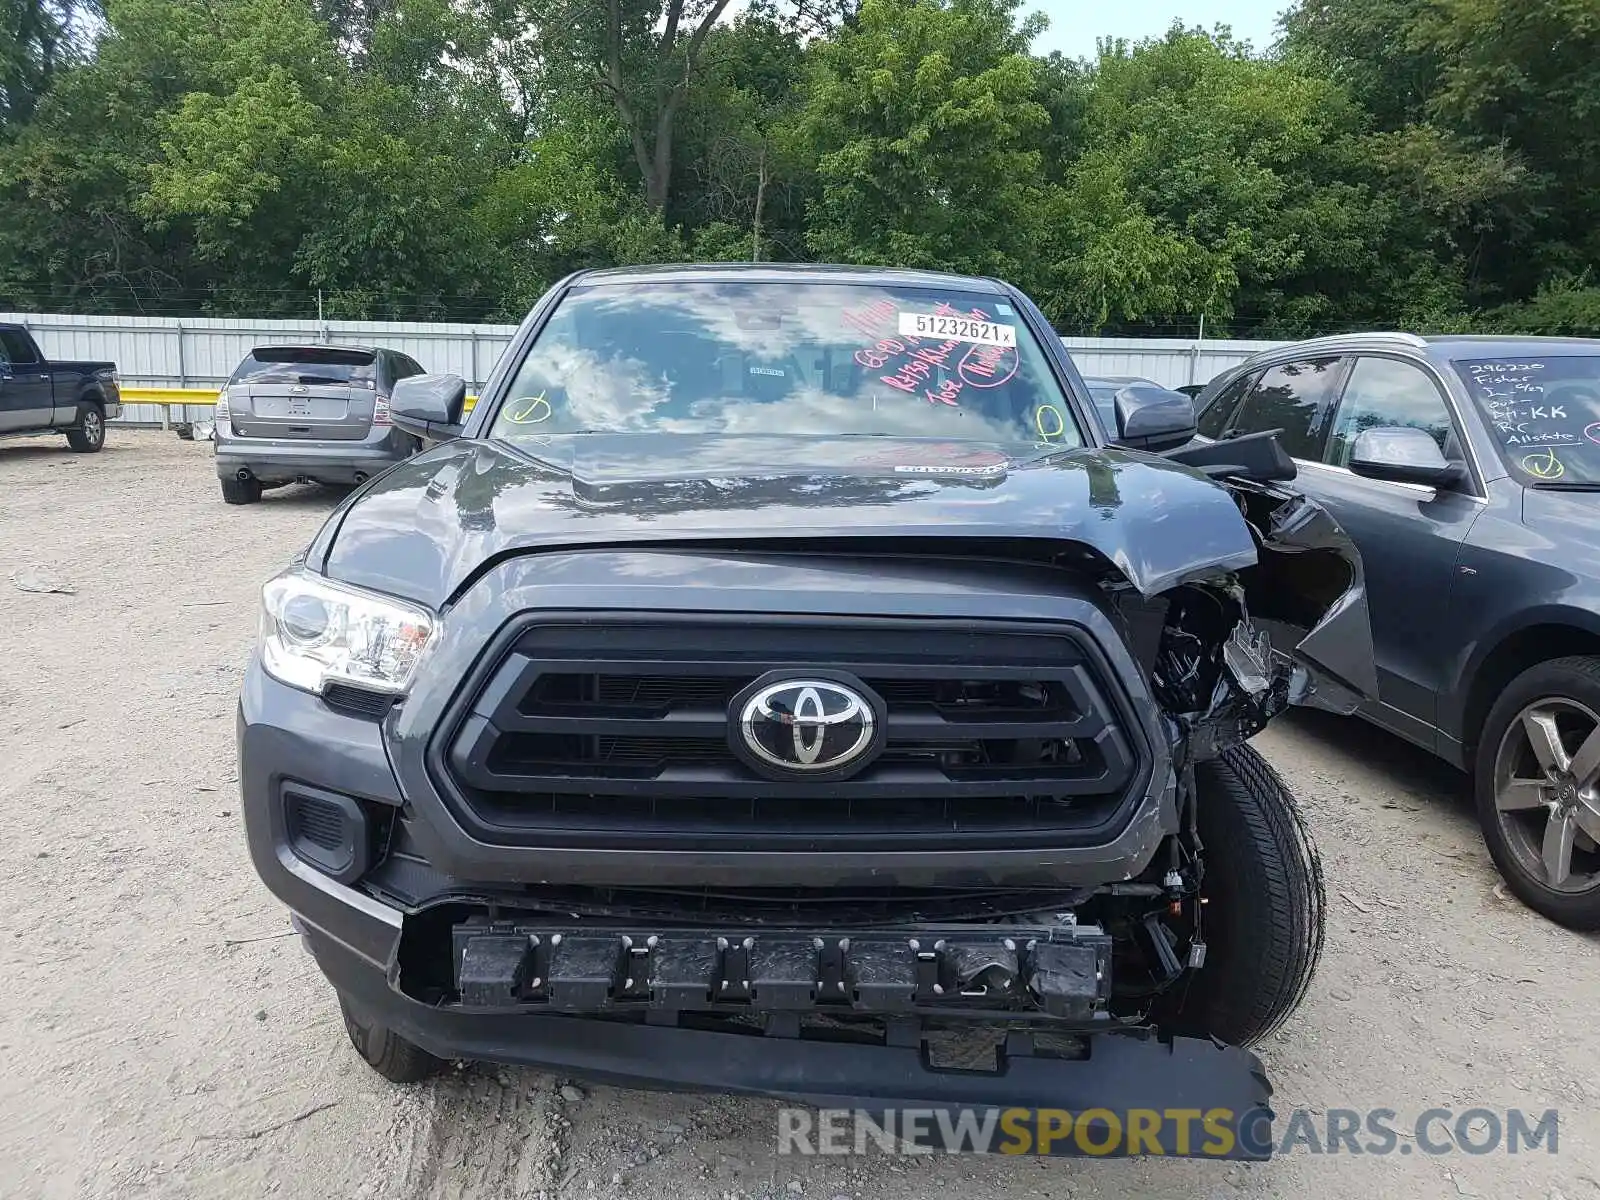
xmin=738 ymin=679 xmax=876 ymax=773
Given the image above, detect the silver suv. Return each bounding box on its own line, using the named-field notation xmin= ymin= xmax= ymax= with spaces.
xmin=214 ymin=345 xmax=427 ymax=504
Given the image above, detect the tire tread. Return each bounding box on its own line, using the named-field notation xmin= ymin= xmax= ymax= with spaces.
xmin=1167 ymin=743 xmax=1325 ymax=1046
xmin=65 ymin=402 xmax=104 ymax=453
xmin=338 ymin=995 xmax=442 ymax=1084
xmin=220 ymin=475 xmax=262 ymax=505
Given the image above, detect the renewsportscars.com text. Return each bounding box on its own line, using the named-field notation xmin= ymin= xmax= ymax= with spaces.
xmin=777 ymin=1107 xmax=1560 ymax=1159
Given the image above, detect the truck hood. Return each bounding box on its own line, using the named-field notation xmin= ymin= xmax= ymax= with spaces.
xmin=317 ymin=433 xmax=1259 ymax=607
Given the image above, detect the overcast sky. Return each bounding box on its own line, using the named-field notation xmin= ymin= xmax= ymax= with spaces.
xmin=1028 ymin=0 xmax=1288 ymax=58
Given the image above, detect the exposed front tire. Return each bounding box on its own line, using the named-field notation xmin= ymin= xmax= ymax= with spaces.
xmin=338 ymin=994 xmax=443 ymax=1084
xmin=1475 ymin=656 xmax=1600 ymax=931
xmin=65 ymin=402 xmax=105 ymax=453
xmin=1159 ymin=743 xmax=1325 ymax=1046
xmin=220 ymin=475 xmax=263 ymax=505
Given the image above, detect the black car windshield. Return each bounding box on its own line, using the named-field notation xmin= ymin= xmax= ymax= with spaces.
xmin=489 ymin=281 xmax=1086 ymax=448
xmin=1455 ymin=355 xmax=1600 ymax=485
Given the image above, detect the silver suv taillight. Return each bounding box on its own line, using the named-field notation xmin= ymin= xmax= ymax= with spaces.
xmin=373 ymin=395 xmax=392 ymax=427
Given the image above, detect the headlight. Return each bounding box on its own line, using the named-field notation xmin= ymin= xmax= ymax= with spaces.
xmin=259 ymin=569 xmax=435 ymax=696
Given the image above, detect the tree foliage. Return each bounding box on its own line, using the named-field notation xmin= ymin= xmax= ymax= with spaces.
xmin=1 ymin=0 xmax=1597 ymax=334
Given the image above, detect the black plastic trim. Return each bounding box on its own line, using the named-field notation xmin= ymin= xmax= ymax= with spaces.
xmin=313 ymin=924 xmax=1273 ymax=1160
xmin=282 ymin=782 xmax=371 ymax=885
xmin=425 ymin=613 xmax=1152 ymax=854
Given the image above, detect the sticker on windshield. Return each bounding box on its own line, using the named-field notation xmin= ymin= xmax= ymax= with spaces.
xmin=898 ymin=311 xmax=1017 ymax=348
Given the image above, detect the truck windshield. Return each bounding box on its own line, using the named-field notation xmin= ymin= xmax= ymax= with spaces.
xmin=1454 ymin=355 xmax=1600 ymax=486
xmin=489 ymin=281 xmax=1085 ymax=448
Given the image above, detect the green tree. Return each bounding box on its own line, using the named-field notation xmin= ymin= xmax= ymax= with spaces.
xmin=524 ymin=0 xmax=739 ymax=212
xmin=1049 ymin=27 xmax=1469 ymax=334
xmin=796 ymin=0 xmax=1052 ymax=284
xmin=1 ymin=0 xmax=83 ymax=133
xmin=673 ymin=17 xmax=809 ymax=259
xmin=1281 ymin=0 xmax=1437 ymax=129
xmin=1283 ymin=0 xmax=1597 ymax=311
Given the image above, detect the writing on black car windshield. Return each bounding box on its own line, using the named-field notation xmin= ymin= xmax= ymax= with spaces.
xmin=1456 ymin=356 xmax=1600 ymax=485
xmin=489 ymin=282 xmax=1083 ymax=448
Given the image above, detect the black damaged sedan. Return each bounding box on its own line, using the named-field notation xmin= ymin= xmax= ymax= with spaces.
xmin=239 ymin=265 xmax=1376 ymax=1155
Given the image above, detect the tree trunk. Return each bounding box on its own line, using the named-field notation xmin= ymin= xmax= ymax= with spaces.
xmin=752 ymin=145 xmax=767 ymax=262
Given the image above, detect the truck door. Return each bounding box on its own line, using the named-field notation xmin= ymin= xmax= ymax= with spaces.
xmin=0 ymin=329 xmax=54 ymax=433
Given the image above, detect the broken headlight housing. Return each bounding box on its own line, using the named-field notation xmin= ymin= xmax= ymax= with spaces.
xmin=259 ymin=569 xmax=435 ymax=696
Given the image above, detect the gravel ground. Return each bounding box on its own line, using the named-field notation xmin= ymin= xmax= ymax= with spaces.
xmin=2 ymin=429 xmax=1597 ymax=1200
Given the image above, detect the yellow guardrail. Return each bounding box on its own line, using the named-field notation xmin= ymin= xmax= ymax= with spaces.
xmin=120 ymin=388 xmax=479 ymax=412
xmin=122 ymin=387 xmax=220 ymax=405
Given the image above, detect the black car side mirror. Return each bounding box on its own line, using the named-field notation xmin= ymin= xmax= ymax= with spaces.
xmin=392 ymin=374 xmax=467 ymax=441
xmin=1112 ymin=385 xmax=1198 ymax=453
xmin=1348 ymin=427 xmax=1464 ymax=488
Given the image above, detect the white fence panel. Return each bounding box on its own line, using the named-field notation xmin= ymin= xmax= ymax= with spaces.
xmin=2 ymin=311 xmax=1289 ymax=427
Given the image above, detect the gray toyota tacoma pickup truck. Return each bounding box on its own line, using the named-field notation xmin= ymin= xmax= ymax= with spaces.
xmin=240 ymin=265 xmax=1376 ymax=1158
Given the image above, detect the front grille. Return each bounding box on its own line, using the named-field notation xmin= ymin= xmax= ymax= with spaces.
xmin=433 ymin=618 xmax=1143 ymax=852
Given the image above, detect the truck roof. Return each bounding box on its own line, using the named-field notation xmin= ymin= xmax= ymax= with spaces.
xmin=569 ymin=262 xmax=1009 ymax=293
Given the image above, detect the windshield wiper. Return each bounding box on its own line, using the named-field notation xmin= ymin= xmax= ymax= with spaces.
xmin=1530 ymin=481 xmax=1600 ymax=492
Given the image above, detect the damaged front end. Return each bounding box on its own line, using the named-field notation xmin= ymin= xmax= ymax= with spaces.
xmin=1148 ymin=432 xmax=1378 ymax=762
xmin=270 ymin=430 xmax=1370 ymax=1156
xmin=348 ymin=891 xmax=1276 ymax=1158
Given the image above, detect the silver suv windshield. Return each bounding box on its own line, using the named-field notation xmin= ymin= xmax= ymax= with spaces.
xmin=1455 ymin=355 xmax=1600 ymax=486
xmin=489 ymin=281 xmax=1086 ymax=448
xmin=229 ymin=347 xmax=376 ymax=388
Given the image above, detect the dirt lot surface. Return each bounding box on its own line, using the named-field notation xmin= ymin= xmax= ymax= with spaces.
xmin=2 ymin=429 xmax=1597 ymax=1200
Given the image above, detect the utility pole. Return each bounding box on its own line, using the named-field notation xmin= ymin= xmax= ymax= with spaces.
xmin=1189 ymin=312 xmax=1207 ymax=386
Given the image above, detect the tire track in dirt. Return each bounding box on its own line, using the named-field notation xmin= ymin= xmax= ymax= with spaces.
xmin=393 ymin=1068 xmax=567 ymax=1200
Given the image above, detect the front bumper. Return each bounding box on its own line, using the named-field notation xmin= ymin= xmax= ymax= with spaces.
xmin=312 ymin=915 xmax=1272 ymax=1158
xmin=241 ymin=666 xmax=1273 ymax=1158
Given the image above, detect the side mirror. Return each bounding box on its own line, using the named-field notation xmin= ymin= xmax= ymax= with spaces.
xmin=1112 ymin=385 xmax=1197 ymax=453
xmin=1173 ymin=384 xmax=1206 ymax=399
xmin=391 ymin=373 xmax=466 ymax=441
xmin=1348 ymin=427 xmax=1464 ymax=488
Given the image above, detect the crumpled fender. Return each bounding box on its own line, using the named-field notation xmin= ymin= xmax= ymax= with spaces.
xmin=1230 ymin=478 xmax=1379 ymax=708
xmin=1158 ymin=475 xmax=1377 ymax=760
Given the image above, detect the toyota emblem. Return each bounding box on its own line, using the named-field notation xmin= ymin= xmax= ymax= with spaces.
xmin=736 ymin=678 xmax=878 ymax=774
